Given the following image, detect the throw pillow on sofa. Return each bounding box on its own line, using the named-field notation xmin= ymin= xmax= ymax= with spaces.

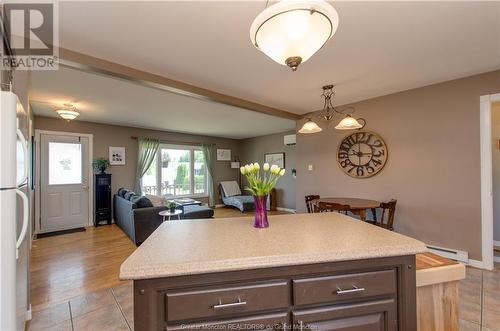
xmin=130 ymin=195 xmax=154 ymax=208
xmin=117 ymin=188 xmax=128 ymax=197
xmin=124 ymin=191 xmax=136 ymax=200
xmin=145 ymin=194 xmax=167 ymax=207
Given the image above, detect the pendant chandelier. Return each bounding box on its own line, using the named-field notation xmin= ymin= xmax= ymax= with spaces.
xmin=298 ymin=85 xmax=366 ymax=134
xmin=54 ymin=104 xmax=79 ymax=121
xmin=250 ymin=0 xmax=339 ymax=71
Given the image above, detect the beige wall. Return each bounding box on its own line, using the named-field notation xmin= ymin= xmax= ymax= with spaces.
xmin=296 ymin=70 xmax=500 ymax=260
xmin=34 ymin=117 xmax=242 ymax=205
xmin=240 ymin=131 xmax=296 ymax=210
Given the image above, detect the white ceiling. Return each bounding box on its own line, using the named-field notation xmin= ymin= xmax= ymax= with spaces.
xmin=53 ymin=0 xmax=500 ymax=114
xmin=30 ymin=67 xmax=296 ymax=139
xmin=30 ymin=1 xmax=500 ymax=138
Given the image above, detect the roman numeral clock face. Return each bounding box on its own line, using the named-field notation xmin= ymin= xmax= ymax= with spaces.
xmin=337 ymin=131 xmax=388 ymax=178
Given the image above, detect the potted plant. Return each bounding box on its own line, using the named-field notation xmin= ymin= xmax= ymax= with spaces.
xmin=240 ymin=162 xmax=285 ymax=228
xmin=92 ymin=157 xmax=110 ymax=174
xmin=166 ymin=201 xmax=177 ymax=213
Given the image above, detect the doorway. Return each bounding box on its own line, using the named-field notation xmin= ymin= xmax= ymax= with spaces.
xmin=491 ymin=101 xmax=500 ymax=264
xmin=35 ymin=131 xmax=93 ymax=233
xmin=480 ymin=93 xmax=500 ymax=270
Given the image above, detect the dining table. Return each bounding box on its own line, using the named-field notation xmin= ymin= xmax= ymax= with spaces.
xmin=312 ymin=197 xmax=381 ymax=221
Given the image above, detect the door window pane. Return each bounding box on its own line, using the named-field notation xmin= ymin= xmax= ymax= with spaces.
xmin=142 ymin=154 xmax=158 ymax=195
xmin=194 ymin=150 xmax=206 ymax=194
xmin=160 ymin=149 xmax=191 ymax=197
xmin=49 ymin=142 xmax=82 ymax=185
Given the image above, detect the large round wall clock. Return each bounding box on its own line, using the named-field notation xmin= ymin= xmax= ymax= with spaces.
xmin=337 ymin=131 xmax=388 ymax=178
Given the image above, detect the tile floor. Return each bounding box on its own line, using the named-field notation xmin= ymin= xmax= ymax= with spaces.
xmin=460 ymin=263 xmax=500 ymax=331
xmin=28 ymin=281 xmax=133 ymax=331
xmin=28 ymin=264 xmax=500 ymax=331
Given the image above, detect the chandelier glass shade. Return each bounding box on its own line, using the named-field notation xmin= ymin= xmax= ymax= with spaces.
xmin=298 ymin=118 xmax=323 ymax=133
xmin=335 ymin=115 xmax=365 ymax=130
xmin=54 ymin=104 xmax=79 ymax=121
xmin=250 ymin=0 xmax=339 ymax=71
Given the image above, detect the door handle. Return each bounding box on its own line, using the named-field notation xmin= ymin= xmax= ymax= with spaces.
xmin=212 ymin=298 xmax=247 ymax=309
xmin=16 ymin=129 xmax=28 ymax=187
xmin=335 ymin=285 xmax=365 ymax=295
xmin=15 ymin=189 xmax=29 ymax=260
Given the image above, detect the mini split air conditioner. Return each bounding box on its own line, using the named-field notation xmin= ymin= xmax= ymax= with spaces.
xmin=284 ymin=134 xmax=296 ymax=146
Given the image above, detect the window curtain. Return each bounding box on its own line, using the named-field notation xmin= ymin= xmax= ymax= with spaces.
xmin=201 ymin=144 xmax=215 ymax=208
xmin=134 ymin=137 xmax=160 ymax=194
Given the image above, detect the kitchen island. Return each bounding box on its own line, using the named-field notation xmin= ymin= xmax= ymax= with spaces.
xmin=120 ymin=213 xmax=427 ymax=330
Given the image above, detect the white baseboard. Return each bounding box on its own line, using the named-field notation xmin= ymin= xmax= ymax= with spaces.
xmin=25 ymin=304 xmax=32 ymax=321
xmin=276 ymin=207 xmax=296 ymax=213
xmin=494 ymin=240 xmax=500 ymax=246
xmin=215 ymin=204 xmax=225 ymax=208
xmin=468 ymin=259 xmax=490 ymax=270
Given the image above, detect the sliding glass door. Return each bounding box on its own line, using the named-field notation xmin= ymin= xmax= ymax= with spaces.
xmin=142 ymin=145 xmax=207 ymax=198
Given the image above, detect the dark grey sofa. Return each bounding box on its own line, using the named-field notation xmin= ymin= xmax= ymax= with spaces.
xmin=113 ymin=194 xmax=166 ymax=246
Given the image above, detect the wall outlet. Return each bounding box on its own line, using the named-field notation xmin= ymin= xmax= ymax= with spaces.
xmin=308 ymin=164 xmax=313 ymax=171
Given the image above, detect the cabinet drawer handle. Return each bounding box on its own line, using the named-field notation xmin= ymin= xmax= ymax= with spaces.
xmin=212 ymin=298 xmax=247 ymax=309
xmin=336 ymin=285 xmax=365 ymax=295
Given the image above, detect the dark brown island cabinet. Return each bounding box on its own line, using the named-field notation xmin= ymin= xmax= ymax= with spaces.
xmin=134 ymin=256 xmax=415 ymax=330
xmin=120 ymin=214 xmax=426 ymax=331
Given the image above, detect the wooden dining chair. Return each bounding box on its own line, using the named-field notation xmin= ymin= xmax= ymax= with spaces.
xmin=317 ymin=201 xmax=351 ymax=215
xmin=367 ymin=199 xmax=397 ymax=230
xmin=305 ymin=195 xmax=320 ymax=213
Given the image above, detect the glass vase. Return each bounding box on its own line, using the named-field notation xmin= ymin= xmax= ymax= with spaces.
xmin=253 ymin=195 xmax=269 ymax=228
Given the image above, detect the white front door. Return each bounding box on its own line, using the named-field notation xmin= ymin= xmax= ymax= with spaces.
xmin=40 ymin=134 xmax=90 ymax=232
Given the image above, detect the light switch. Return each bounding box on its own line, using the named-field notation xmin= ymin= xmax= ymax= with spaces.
xmin=308 ymin=164 xmax=313 ymax=171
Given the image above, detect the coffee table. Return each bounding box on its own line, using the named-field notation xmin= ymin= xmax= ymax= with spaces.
xmin=172 ymin=198 xmax=202 ymax=207
xmin=159 ymin=209 xmax=183 ymax=221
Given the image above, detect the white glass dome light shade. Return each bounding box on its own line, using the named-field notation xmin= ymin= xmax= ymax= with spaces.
xmin=56 ymin=109 xmax=80 ymax=121
xmin=55 ymin=104 xmax=80 ymax=121
xmin=298 ymin=119 xmax=323 ymax=134
xmin=335 ymin=115 xmax=364 ymax=130
xmin=250 ymin=0 xmax=339 ymax=71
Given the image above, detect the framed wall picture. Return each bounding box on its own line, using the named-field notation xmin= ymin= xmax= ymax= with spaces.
xmin=265 ymin=152 xmax=285 ymax=169
xmin=216 ymin=149 xmax=231 ymax=161
xmin=109 ymin=147 xmax=126 ymax=165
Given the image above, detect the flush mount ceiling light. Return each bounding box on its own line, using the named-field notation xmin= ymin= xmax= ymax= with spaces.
xmin=250 ymin=0 xmax=339 ymax=71
xmin=54 ymin=104 xmax=79 ymax=121
xmin=298 ymin=85 xmax=366 ymax=133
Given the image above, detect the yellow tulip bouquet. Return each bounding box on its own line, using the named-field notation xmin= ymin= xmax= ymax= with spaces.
xmin=240 ymin=162 xmax=285 ymax=228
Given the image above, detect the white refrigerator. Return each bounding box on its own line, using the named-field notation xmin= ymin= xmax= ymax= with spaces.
xmin=0 ymin=91 xmax=30 ymax=331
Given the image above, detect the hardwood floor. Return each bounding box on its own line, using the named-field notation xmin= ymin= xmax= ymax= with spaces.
xmin=30 ymin=225 xmax=136 ymax=312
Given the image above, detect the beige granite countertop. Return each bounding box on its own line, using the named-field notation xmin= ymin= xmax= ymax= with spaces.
xmin=120 ymin=213 xmax=427 ymax=280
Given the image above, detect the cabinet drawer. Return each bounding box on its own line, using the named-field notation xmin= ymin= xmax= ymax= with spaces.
xmin=167 ymin=312 xmax=289 ymax=330
xmin=293 ymin=270 xmax=396 ymax=306
xmin=292 ymin=298 xmax=396 ymax=331
xmin=166 ymin=281 xmax=290 ymax=322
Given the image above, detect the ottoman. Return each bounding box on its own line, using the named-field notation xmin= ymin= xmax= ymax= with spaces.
xmin=182 ymin=205 xmax=214 ymax=219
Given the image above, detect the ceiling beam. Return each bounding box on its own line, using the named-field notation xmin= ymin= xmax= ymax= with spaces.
xmin=57 ymin=48 xmax=301 ymax=121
